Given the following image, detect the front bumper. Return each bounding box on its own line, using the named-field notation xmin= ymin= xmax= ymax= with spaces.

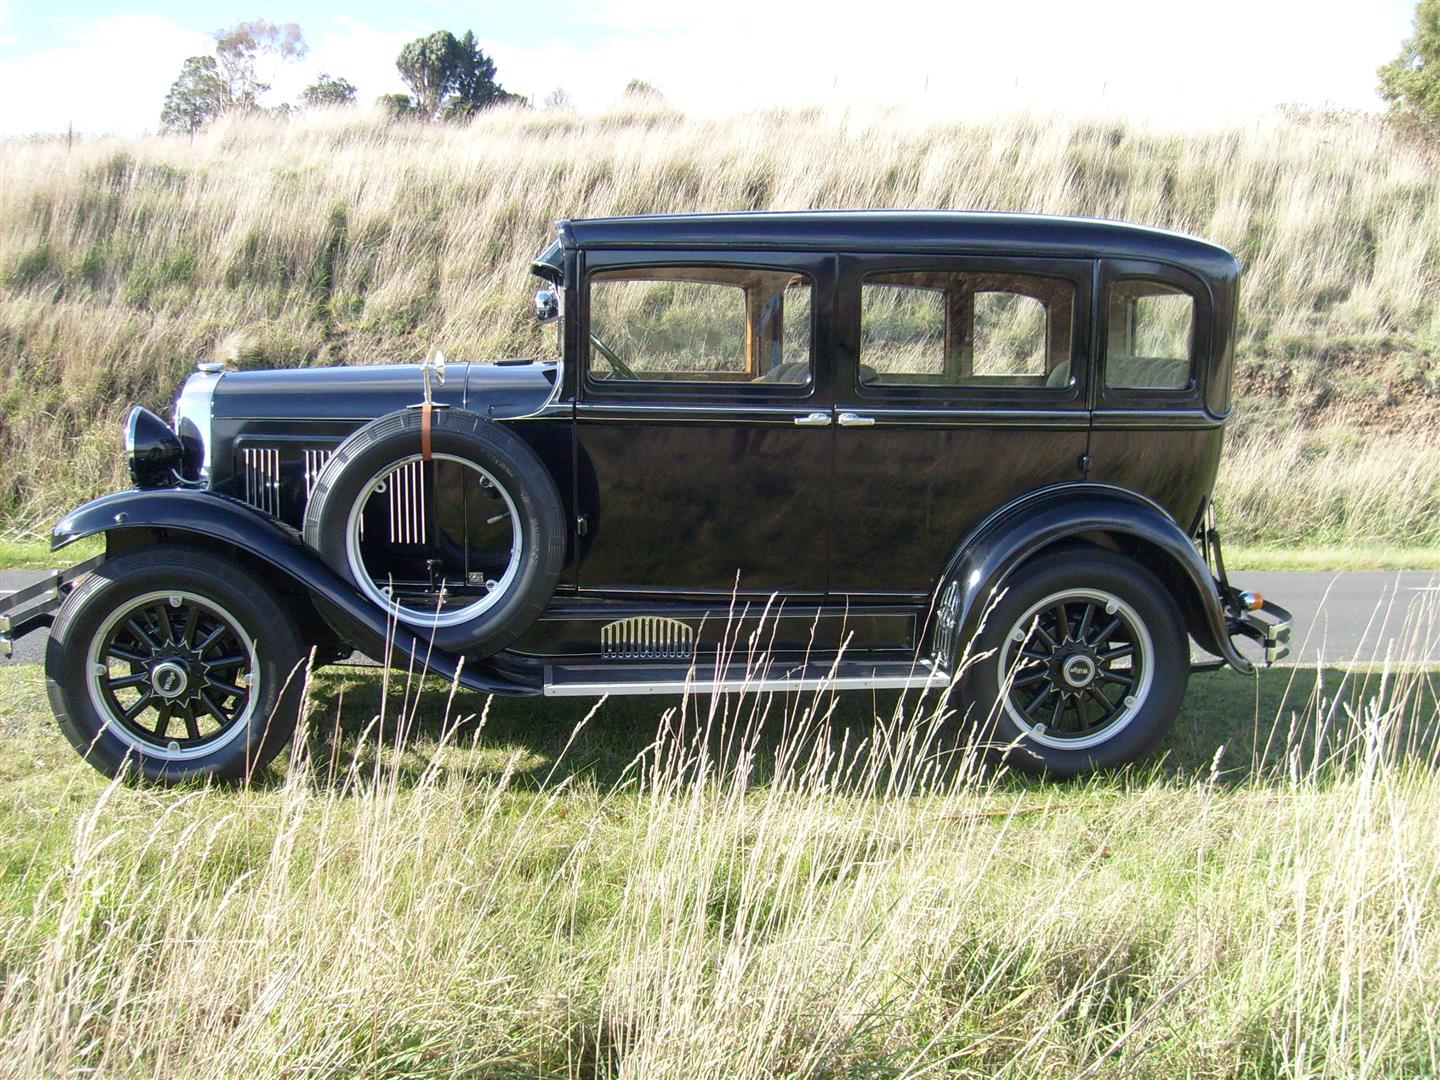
xmin=0 ymin=556 xmax=103 ymax=658
xmin=1230 ymin=598 xmax=1292 ymax=665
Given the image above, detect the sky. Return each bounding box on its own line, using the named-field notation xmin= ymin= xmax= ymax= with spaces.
xmin=0 ymin=0 xmax=1421 ymax=136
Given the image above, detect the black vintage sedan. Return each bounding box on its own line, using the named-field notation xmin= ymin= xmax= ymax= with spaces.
xmin=1 ymin=211 xmax=1289 ymax=783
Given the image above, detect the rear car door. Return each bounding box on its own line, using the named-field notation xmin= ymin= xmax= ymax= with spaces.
xmin=1087 ymin=258 xmax=1218 ymax=533
xmin=829 ymin=254 xmax=1094 ymax=600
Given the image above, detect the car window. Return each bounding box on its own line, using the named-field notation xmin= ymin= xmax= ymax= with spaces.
xmin=588 ymin=267 xmax=813 ymax=385
xmin=1106 ymin=280 xmax=1194 ymax=390
xmin=859 ymin=271 xmax=1075 ymax=388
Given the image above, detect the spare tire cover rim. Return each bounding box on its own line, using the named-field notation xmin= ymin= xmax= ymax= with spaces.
xmin=344 ymin=452 xmax=524 ymax=630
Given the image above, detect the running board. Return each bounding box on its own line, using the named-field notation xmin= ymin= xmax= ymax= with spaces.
xmin=542 ymin=658 xmax=952 ymax=697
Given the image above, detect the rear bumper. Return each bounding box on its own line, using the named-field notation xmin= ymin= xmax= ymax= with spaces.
xmin=0 ymin=556 xmax=103 ymax=658
xmin=1230 ymin=598 xmax=1292 ymax=665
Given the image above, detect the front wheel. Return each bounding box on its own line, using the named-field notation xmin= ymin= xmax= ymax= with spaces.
xmin=46 ymin=548 xmax=308 ymax=784
xmin=962 ymin=551 xmax=1189 ymax=778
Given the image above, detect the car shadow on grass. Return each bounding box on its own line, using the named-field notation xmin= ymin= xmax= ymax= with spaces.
xmin=288 ymin=660 xmax=1440 ymax=796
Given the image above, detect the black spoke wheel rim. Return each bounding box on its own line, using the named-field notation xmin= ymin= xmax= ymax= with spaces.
xmin=85 ymin=591 xmax=259 ymax=760
xmin=997 ymin=588 xmax=1153 ymax=751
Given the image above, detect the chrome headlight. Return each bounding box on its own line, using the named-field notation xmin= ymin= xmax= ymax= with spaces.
xmin=124 ymin=406 xmax=183 ymax=488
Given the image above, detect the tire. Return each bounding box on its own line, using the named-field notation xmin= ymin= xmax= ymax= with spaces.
xmin=45 ymin=548 xmax=308 ymax=785
xmin=302 ymin=408 xmax=566 ymax=657
xmin=961 ymin=550 xmax=1189 ymax=778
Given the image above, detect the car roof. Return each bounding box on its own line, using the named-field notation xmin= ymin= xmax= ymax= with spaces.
xmin=555 ymin=210 xmax=1237 ymax=281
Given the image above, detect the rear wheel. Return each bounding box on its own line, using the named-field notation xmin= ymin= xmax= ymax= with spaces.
xmin=963 ymin=551 xmax=1188 ymax=777
xmin=46 ymin=549 xmax=307 ymax=784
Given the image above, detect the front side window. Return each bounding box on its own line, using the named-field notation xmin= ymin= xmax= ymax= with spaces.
xmin=1105 ymin=280 xmax=1194 ymax=390
xmin=859 ymin=271 xmax=1075 ymax=389
xmin=588 ymin=267 xmax=812 ymax=385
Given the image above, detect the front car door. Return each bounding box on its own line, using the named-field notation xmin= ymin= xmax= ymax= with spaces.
xmin=573 ymin=250 xmax=836 ymax=599
xmin=829 ymin=254 xmax=1094 ymax=601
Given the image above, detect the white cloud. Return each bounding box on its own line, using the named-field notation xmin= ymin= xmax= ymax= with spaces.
xmin=269 ymin=15 xmax=420 ymax=105
xmin=494 ymin=0 xmax=1411 ymax=118
xmin=0 ymin=0 xmax=1414 ymax=136
xmin=0 ymin=12 xmax=211 ymax=136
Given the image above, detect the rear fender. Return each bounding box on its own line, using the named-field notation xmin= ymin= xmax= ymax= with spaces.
xmin=929 ymin=483 xmax=1251 ymax=676
xmin=52 ymin=489 xmax=538 ymax=696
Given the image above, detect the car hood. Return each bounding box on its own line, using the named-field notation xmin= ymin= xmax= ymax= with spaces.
xmin=206 ymin=360 xmax=559 ymax=421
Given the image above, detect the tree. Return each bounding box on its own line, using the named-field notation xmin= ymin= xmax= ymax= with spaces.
xmin=543 ymin=86 xmax=571 ymax=110
xmin=159 ymin=56 xmax=228 ymax=135
xmin=394 ymin=30 xmax=519 ymax=121
xmin=623 ymin=79 xmax=665 ymax=102
xmin=300 ymin=73 xmax=357 ymax=108
xmin=1380 ymin=0 xmax=1440 ymax=128
xmin=213 ymin=19 xmax=306 ymax=111
xmin=376 ymin=93 xmax=417 ymax=120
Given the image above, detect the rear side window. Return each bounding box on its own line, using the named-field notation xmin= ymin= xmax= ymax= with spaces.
xmin=588 ymin=266 xmax=813 ymax=385
xmin=1105 ymin=281 xmax=1194 ymax=390
xmin=859 ymin=271 xmax=1075 ymax=389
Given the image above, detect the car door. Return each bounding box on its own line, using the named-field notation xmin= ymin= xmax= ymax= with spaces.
xmin=1087 ymin=258 xmax=1218 ymax=534
xmin=829 ymin=254 xmax=1094 ymax=600
xmin=573 ymin=250 xmax=836 ymax=598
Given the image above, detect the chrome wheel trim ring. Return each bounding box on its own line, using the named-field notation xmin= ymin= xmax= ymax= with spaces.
xmin=996 ymin=587 xmax=1155 ymax=752
xmin=343 ymin=452 xmax=524 ymax=630
xmin=84 ymin=590 xmax=260 ymax=762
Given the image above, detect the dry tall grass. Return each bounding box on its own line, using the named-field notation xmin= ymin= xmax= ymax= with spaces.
xmin=0 ymin=604 xmax=1438 ymax=1076
xmin=3 ymin=104 xmax=1439 ymax=541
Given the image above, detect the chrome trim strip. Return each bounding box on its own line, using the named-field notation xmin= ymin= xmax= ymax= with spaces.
xmin=386 ymin=459 xmax=427 ymax=545
xmin=600 ymin=615 xmax=695 ymax=660
xmin=1091 ymin=408 xmax=1224 ymax=430
xmin=302 ymin=449 xmax=333 ymax=500
xmin=172 ymin=368 xmax=223 ymax=483
xmin=543 ymin=664 xmax=951 ymax=697
xmin=241 ymin=446 xmax=281 ymax=517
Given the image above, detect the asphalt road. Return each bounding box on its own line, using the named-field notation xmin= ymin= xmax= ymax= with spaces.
xmin=4 ymin=568 xmax=1439 ymax=670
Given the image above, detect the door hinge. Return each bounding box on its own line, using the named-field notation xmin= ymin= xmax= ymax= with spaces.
xmin=576 ymin=514 xmax=589 ymax=536
xmin=1077 ymin=452 xmax=1091 ymax=476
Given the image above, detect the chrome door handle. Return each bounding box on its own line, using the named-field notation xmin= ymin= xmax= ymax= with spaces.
xmin=837 ymin=412 xmax=875 ymax=427
xmin=793 ymin=411 xmax=832 ymax=427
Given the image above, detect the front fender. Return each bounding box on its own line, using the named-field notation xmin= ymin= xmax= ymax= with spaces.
xmin=931 ymin=483 xmax=1252 ymax=675
xmin=52 ymin=489 xmax=538 ymax=696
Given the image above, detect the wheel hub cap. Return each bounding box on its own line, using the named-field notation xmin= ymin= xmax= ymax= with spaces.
xmin=1060 ymin=653 xmax=1097 ymax=689
xmin=149 ymin=659 xmax=190 ymax=699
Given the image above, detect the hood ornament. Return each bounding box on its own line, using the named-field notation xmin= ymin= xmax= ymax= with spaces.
xmin=421 ymin=348 xmax=446 ymax=407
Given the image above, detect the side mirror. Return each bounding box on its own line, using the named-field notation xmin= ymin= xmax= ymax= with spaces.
xmin=534 ymin=287 xmax=560 ymax=324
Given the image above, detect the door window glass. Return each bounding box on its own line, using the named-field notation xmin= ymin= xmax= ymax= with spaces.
xmin=859 ymin=271 xmax=1075 ymax=388
xmin=589 ymin=267 xmax=813 ymax=384
xmin=1105 ymin=281 xmax=1194 ymax=390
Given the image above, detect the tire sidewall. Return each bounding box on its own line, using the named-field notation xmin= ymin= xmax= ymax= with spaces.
xmin=303 ymin=409 xmax=566 ymax=657
xmin=46 ymin=548 xmax=307 ymax=784
xmin=966 ymin=551 xmax=1189 ymax=777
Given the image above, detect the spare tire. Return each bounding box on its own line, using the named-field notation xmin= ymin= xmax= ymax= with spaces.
xmin=303 ymin=408 xmax=566 ymax=656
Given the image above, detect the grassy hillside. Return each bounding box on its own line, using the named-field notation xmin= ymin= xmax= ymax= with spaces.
xmin=3 ymin=104 xmax=1440 ymax=544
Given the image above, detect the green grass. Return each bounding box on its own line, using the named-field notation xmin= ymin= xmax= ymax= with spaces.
xmin=1225 ymin=544 xmax=1440 ymax=572
xmin=1 ymin=658 xmax=1437 ymax=1076
xmin=0 ymin=535 xmax=101 ymax=570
